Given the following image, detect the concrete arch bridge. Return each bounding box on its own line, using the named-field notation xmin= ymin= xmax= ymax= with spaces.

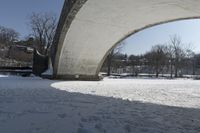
xmin=51 ymin=0 xmax=200 ymax=80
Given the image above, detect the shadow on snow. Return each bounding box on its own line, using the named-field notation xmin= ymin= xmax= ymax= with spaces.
xmin=0 ymin=76 xmax=199 ymax=133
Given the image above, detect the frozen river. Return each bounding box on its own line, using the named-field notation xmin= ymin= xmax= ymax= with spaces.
xmin=0 ymin=75 xmax=200 ymax=133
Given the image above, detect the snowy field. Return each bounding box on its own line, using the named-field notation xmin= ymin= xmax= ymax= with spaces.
xmin=0 ymin=75 xmax=200 ymax=133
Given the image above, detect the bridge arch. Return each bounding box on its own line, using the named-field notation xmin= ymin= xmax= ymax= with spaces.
xmin=52 ymin=0 xmax=200 ymax=80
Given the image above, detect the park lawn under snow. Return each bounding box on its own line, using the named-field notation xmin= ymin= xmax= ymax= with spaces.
xmin=0 ymin=75 xmax=200 ymax=133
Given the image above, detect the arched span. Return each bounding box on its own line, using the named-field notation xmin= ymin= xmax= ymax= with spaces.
xmin=52 ymin=0 xmax=200 ymax=80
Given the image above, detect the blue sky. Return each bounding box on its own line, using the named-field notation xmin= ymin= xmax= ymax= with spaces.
xmin=0 ymin=0 xmax=64 ymax=38
xmin=122 ymin=19 xmax=200 ymax=55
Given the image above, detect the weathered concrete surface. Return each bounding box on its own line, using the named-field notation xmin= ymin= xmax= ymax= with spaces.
xmin=53 ymin=0 xmax=200 ymax=80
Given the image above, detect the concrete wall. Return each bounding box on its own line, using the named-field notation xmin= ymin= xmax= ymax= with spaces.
xmin=53 ymin=0 xmax=200 ymax=80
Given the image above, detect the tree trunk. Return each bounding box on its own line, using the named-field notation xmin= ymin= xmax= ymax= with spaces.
xmin=174 ymin=59 xmax=178 ymax=78
xmin=170 ymin=62 xmax=173 ymax=78
xmin=107 ymin=51 xmax=114 ymax=76
xmin=107 ymin=59 xmax=111 ymax=76
xmin=192 ymin=59 xmax=196 ymax=75
xmin=174 ymin=67 xmax=178 ymax=77
xmin=156 ymin=72 xmax=159 ymax=78
xmin=156 ymin=68 xmax=159 ymax=78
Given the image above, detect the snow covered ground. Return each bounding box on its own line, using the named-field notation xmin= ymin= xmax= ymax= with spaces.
xmin=0 ymin=75 xmax=200 ymax=133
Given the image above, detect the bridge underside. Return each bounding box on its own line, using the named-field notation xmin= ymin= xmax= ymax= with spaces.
xmin=52 ymin=0 xmax=200 ymax=80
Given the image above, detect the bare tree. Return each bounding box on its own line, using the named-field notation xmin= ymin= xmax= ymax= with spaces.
xmin=166 ymin=45 xmax=174 ymax=78
xmin=168 ymin=35 xmax=186 ymax=77
xmin=0 ymin=26 xmax=19 ymax=45
xmin=106 ymin=41 xmax=126 ymax=76
xmin=28 ymin=12 xmax=57 ymax=55
xmin=185 ymin=45 xmax=195 ymax=75
xmin=145 ymin=44 xmax=168 ymax=77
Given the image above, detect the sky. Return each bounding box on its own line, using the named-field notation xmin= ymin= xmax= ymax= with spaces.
xmin=0 ymin=0 xmax=64 ymax=39
xmin=122 ymin=19 xmax=200 ymax=55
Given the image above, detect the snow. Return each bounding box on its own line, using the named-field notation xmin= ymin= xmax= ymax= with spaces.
xmin=0 ymin=75 xmax=200 ymax=133
xmin=42 ymin=68 xmax=53 ymax=76
xmin=0 ymin=74 xmax=8 ymax=78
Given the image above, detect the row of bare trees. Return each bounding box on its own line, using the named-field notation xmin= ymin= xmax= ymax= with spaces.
xmin=147 ymin=35 xmax=194 ymax=78
xmin=0 ymin=26 xmax=19 ymax=46
xmin=0 ymin=12 xmax=57 ymax=57
xmin=0 ymin=26 xmax=19 ymax=59
xmin=103 ymin=35 xmax=197 ymax=78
